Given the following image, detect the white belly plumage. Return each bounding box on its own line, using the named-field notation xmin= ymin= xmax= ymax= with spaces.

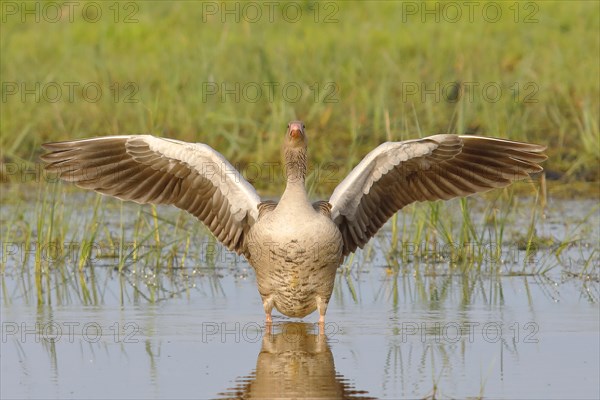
xmin=246 ymin=211 xmax=343 ymax=318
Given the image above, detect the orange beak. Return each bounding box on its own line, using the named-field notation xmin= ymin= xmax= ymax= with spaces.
xmin=289 ymin=123 xmax=303 ymax=139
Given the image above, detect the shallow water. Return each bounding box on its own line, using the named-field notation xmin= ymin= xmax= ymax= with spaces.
xmin=1 ymin=197 xmax=599 ymax=399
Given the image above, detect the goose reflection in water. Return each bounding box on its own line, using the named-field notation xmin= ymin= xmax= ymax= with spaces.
xmin=218 ymin=322 xmax=374 ymax=399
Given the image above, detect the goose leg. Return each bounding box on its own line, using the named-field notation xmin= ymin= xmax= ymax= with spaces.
xmin=318 ymin=316 xmax=326 ymax=335
xmin=316 ymin=296 xmax=328 ymax=326
xmin=265 ymin=314 xmax=273 ymax=336
xmin=263 ymin=295 xmax=275 ymax=324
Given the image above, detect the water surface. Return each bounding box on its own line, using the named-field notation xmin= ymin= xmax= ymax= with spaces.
xmin=1 ymin=197 xmax=598 ymax=399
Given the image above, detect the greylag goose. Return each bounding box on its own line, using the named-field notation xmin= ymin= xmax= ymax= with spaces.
xmin=41 ymin=121 xmax=546 ymax=323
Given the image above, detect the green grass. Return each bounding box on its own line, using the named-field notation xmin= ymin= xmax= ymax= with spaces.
xmin=1 ymin=1 xmax=599 ymax=192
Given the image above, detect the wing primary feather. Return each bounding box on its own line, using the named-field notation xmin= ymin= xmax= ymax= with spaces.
xmin=41 ymin=135 xmax=261 ymax=253
xmin=330 ymin=134 xmax=546 ymax=255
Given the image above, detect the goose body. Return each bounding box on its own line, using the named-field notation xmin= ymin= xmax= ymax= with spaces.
xmin=247 ymin=192 xmax=343 ymax=320
xmin=42 ymin=121 xmax=546 ymax=323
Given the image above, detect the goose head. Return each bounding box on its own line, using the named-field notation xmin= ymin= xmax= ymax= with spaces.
xmin=284 ymin=121 xmax=307 ymax=149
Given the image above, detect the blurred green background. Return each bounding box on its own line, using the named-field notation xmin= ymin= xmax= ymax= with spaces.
xmin=1 ymin=0 xmax=598 ymax=196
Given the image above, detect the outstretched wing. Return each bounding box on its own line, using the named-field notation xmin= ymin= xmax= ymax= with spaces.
xmin=328 ymin=134 xmax=546 ymax=256
xmin=42 ymin=135 xmax=261 ymax=254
